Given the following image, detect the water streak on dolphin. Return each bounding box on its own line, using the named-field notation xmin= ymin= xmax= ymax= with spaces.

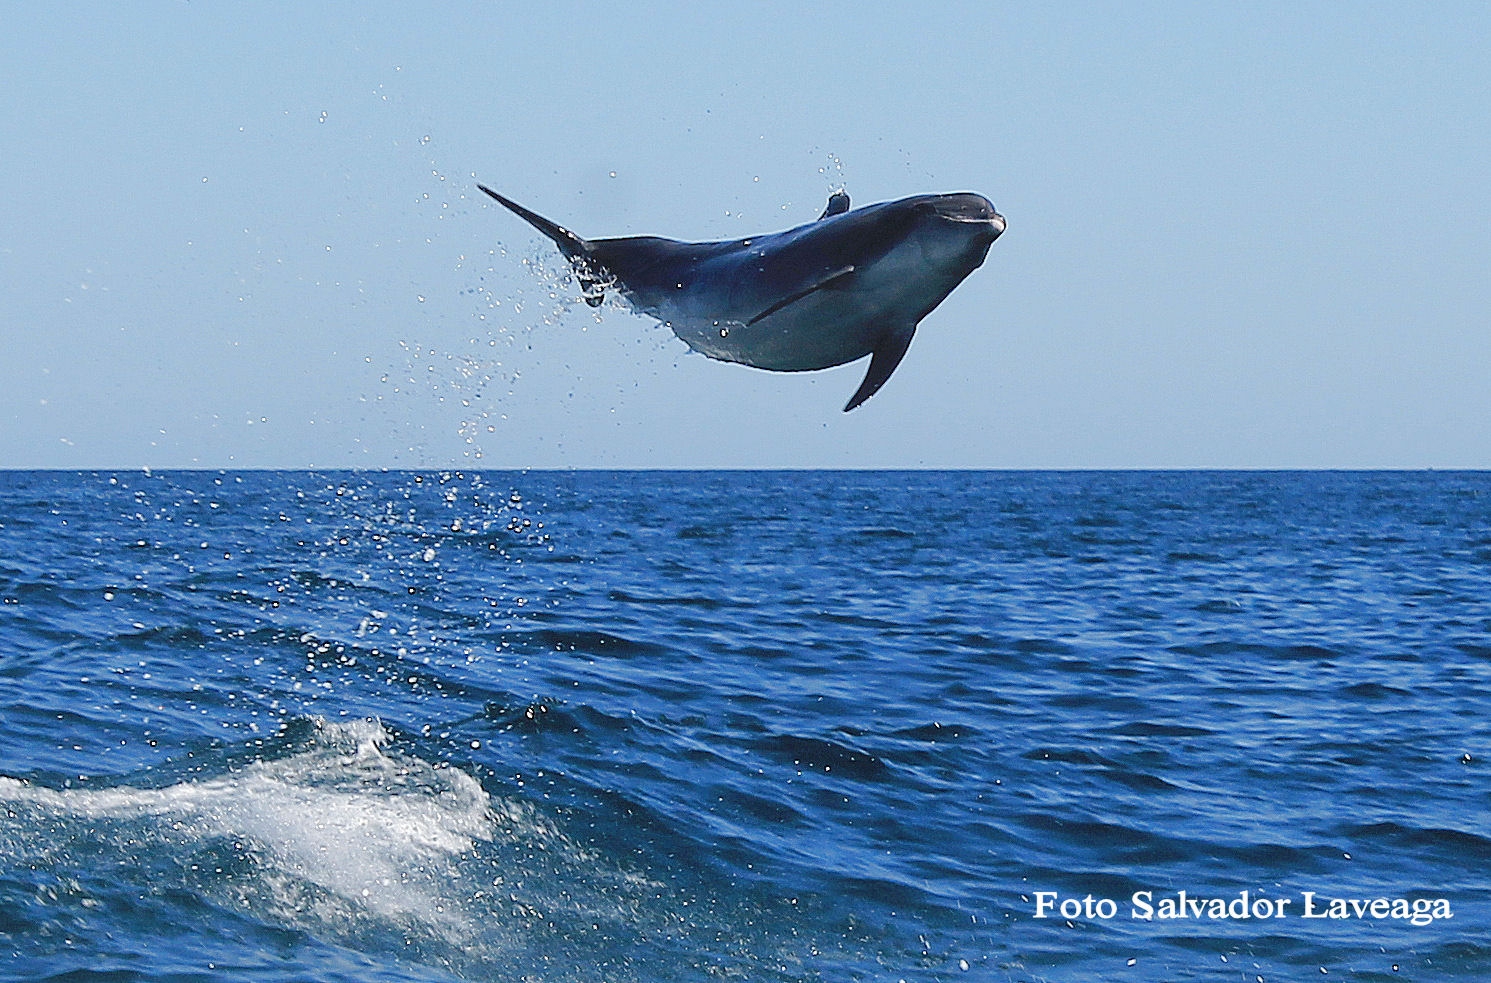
xmin=481 ymin=184 xmax=1005 ymax=411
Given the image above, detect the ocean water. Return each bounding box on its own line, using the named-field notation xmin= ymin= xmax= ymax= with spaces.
xmin=1 ymin=469 xmax=1489 ymax=982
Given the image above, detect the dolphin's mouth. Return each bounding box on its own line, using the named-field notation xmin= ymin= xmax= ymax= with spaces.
xmin=943 ymin=213 xmax=1005 ymax=227
xmin=943 ymin=212 xmax=1006 ymax=244
xmin=930 ymin=194 xmax=1004 ymax=237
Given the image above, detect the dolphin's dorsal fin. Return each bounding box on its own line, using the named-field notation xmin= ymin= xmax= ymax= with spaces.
xmin=818 ymin=191 xmax=850 ymax=220
xmin=747 ymin=265 xmax=856 ymax=326
xmin=844 ymin=323 xmax=915 ymax=412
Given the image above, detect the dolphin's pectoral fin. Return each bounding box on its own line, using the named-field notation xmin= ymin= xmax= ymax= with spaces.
xmin=818 ymin=191 xmax=851 ymax=220
xmin=844 ymin=324 xmax=916 ymax=412
xmin=747 ymin=265 xmax=856 ymax=326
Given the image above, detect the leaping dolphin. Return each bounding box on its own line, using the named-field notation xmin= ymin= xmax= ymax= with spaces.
xmin=479 ymin=184 xmax=1005 ymax=411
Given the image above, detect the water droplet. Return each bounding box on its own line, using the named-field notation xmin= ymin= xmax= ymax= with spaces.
xmin=318 ymin=111 xmax=328 ymax=124
xmin=420 ymin=134 xmax=431 ymax=145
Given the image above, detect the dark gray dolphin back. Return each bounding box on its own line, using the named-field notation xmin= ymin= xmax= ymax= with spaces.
xmin=755 ymin=201 xmax=922 ymax=283
xmin=585 ymin=236 xmax=729 ymax=299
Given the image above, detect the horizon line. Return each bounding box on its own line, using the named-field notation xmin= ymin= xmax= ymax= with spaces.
xmin=1 ymin=465 xmax=1486 ymax=475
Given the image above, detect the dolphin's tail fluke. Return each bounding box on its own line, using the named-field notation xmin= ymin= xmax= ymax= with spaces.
xmin=478 ymin=185 xmax=592 ymax=261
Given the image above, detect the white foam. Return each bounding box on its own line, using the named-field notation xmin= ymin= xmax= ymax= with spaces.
xmin=0 ymin=719 xmax=506 ymax=928
xmin=0 ymin=719 xmax=747 ymax=978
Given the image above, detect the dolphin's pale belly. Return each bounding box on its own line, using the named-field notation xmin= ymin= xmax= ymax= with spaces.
xmin=636 ymin=244 xmax=943 ymax=372
xmin=658 ymin=296 xmax=881 ymax=372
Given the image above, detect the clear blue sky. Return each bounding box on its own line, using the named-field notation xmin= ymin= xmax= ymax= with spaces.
xmin=3 ymin=3 xmax=1487 ymax=468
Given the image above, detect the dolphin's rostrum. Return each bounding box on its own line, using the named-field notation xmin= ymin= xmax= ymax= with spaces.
xmin=480 ymin=184 xmax=1004 ymax=411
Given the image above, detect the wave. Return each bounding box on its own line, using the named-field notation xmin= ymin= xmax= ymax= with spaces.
xmin=0 ymin=716 xmax=882 ymax=981
xmin=0 ymin=718 xmax=503 ymax=934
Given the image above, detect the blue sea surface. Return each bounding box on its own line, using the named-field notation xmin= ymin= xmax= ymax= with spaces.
xmin=2 ymin=470 xmax=1489 ymax=981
